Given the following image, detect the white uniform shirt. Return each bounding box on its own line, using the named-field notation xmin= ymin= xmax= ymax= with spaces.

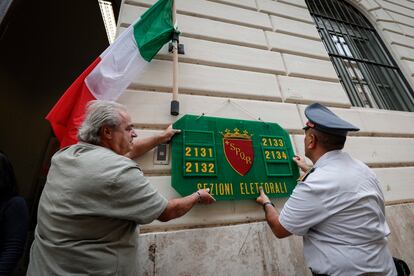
xmin=279 ymin=150 xmax=396 ymax=276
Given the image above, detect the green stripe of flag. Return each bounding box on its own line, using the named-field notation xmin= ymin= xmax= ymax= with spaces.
xmin=133 ymin=0 xmax=174 ymax=62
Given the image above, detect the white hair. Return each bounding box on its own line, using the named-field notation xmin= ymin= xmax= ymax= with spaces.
xmin=77 ymin=100 xmax=128 ymax=144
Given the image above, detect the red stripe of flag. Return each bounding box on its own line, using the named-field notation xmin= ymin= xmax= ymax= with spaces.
xmin=46 ymin=57 xmax=101 ymax=148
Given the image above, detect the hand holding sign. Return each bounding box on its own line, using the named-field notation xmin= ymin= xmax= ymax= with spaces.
xmin=293 ymin=155 xmax=310 ymax=173
xmin=195 ymin=188 xmax=216 ymax=204
xmin=256 ymin=187 xmax=271 ymax=206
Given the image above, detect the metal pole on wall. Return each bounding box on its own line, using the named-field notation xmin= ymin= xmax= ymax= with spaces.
xmin=170 ymin=0 xmax=179 ymax=116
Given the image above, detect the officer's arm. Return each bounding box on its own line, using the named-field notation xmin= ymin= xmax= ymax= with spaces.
xmin=263 ymin=204 xmax=292 ymax=238
xmin=157 ymin=189 xmax=215 ymax=222
xmin=257 ymin=187 xmax=292 ymax=239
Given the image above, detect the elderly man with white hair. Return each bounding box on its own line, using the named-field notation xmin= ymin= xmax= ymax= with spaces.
xmin=28 ymin=100 xmax=215 ymax=275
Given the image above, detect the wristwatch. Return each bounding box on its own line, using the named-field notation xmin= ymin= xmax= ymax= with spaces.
xmin=263 ymin=201 xmax=275 ymax=210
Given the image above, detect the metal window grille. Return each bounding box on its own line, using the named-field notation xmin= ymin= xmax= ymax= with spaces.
xmin=305 ymin=0 xmax=414 ymax=112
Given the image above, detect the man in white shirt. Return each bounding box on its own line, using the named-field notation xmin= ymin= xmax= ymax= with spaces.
xmin=256 ymin=103 xmax=396 ymax=276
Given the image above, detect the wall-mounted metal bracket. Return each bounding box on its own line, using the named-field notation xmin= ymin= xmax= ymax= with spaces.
xmin=169 ymin=42 xmax=185 ymax=54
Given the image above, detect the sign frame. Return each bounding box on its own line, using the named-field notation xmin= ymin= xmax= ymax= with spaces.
xmin=171 ymin=115 xmax=299 ymax=201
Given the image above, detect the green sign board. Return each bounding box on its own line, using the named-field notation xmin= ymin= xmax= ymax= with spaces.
xmin=171 ymin=115 xmax=299 ymax=200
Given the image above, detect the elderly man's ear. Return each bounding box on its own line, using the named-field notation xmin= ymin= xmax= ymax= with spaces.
xmin=102 ymin=127 xmax=113 ymax=140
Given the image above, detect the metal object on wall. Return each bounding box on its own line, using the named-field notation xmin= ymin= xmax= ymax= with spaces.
xmin=153 ymin=143 xmax=169 ymax=165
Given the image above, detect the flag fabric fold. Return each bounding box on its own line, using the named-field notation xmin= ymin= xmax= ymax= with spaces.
xmin=46 ymin=0 xmax=174 ymax=148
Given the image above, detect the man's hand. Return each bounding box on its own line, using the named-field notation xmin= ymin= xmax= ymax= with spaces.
xmin=158 ymin=125 xmax=181 ymax=144
xmin=256 ymin=187 xmax=270 ymax=206
xmin=126 ymin=125 xmax=180 ymax=159
xmin=195 ymin=188 xmax=216 ymax=204
xmin=293 ymin=155 xmax=311 ymax=173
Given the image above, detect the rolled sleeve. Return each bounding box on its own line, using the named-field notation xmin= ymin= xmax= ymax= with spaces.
xmin=279 ymin=183 xmax=328 ymax=236
xmin=110 ymin=166 xmax=168 ymax=224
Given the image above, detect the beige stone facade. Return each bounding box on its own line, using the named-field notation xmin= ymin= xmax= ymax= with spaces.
xmin=117 ymin=0 xmax=414 ymax=274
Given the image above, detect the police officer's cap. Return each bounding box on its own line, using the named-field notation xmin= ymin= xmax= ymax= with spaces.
xmin=303 ymin=103 xmax=359 ymax=137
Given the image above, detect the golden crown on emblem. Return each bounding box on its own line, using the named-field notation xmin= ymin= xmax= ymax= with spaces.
xmin=223 ymin=128 xmax=251 ymax=139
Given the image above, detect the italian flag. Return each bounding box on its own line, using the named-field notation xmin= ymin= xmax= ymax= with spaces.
xmin=46 ymin=0 xmax=174 ymax=148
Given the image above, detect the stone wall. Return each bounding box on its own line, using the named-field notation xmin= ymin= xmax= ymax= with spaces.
xmin=116 ymin=0 xmax=414 ymax=274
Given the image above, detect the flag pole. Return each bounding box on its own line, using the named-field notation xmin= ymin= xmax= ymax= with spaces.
xmin=170 ymin=0 xmax=179 ymax=116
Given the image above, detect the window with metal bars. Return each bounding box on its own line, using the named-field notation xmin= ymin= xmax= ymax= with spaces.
xmin=305 ymin=0 xmax=414 ymax=112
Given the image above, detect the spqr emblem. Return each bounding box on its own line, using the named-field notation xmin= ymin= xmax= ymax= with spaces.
xmin=222 ymin=128 xmax=254 ymax=176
